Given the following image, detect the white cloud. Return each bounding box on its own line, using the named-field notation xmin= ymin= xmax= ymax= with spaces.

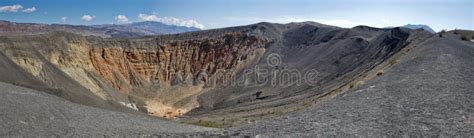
xmin=160 ymin=17 xmax=205 ymax=29
xmin=138 ymin=13 xmax=159 ymax=21
xmin=81 ymin=15 xmax=95 ymax=22
xmin=61 ymin=17 xmax=67 ymax=23
xmin=0 ymin=4 xmax=23 ymax=12
xmin=22 ymin=7 xmax=36 ymax=13
xmin=115 ymin=15 xmax=129 ymax=23
xmin=138 ymin=13 xmax=205 ymax=29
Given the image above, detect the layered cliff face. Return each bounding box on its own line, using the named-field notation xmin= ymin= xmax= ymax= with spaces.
xmin=0 ymin=31 xmax=268 ymax=118
xmin=90 ymin=32 xmax=267 ymax=93
xmin=87 ymin=32 xmax=268 ymax=117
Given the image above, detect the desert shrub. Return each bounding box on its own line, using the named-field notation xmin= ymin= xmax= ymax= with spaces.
xmin=453 ymin=30 xmax=459 ymax=35
xmin=349 ymin=83 xmax=355 ymax=89
xmin=376 ymin=71 xmax=384 ymax=76
xmin=302 ymin=101 xmax=312 ymax=107
xmin=389 ymin=59 xmax=397 ymax=65
xmin=193 ymin=120 xmax=222 ymax=128
xmin=439 ymin=30 xmax=447 ymax=37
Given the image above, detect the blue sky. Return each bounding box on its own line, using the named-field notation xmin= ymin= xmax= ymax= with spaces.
xmin=0 ymin=0 xmax=472 ymax=31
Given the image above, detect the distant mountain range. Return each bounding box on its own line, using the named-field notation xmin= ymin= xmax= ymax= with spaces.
xmin=401 ymin=24 xmax=436 ymax=33
xmin=384 ymin=24 xmax=436 ymax=33
xmin=0 ymin=20 xmax=439 ymax=37
xmin=92 ymin=21 xmax=200 ymax=37
xmin=0 ymin=20 xmax=200 ymax=38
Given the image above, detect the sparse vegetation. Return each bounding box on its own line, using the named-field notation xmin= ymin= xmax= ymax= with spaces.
xmin=192 ymin=120 xmax=223 ymax=128
xmin=453 ymin=31 xmax=459 ymax=35
xmin=389 ymin=59 xmax=397 ymax=66
xmin=439 ymin=29 xmax=447 ymax=37
xmin=450 ymin=29 xmax=474 ymax=42
xmin=376 ymin=71 xmax=384 ymax=76
xmin=303 ymin=101 xmax=312 ymax=107
xmin=349 ymin=83 xmax=355 ymax=89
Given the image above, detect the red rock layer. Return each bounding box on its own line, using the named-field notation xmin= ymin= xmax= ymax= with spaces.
xmin=90 ymin=32 xmax=267 ymax=94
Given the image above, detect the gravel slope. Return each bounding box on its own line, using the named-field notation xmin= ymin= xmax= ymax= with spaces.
xmin=229 ymin=33 xmax=474 ymax=136
xmin=0 ymin=82 xmax=221 ymax=136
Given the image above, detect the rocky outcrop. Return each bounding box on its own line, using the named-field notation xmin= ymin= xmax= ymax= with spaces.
xmin=90 ymin=32 xmax=268 ymax=94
